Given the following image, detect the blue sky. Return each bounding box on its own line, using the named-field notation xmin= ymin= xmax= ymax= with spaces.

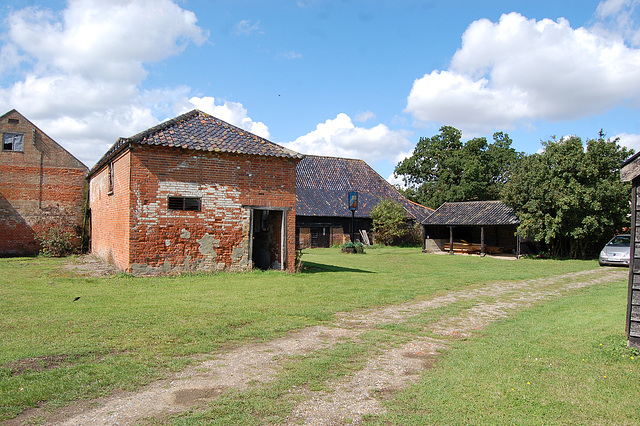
xmin=2 ymin=0 xmax=640 ymax=184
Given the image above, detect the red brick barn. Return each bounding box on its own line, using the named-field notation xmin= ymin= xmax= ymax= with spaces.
xmin=88 ymin=110 xmax=302 ymax=274
xmin=0 ymin=109 xmax=88 ymax=255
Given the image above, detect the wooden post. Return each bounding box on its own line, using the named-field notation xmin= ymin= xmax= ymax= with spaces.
xmin=422 ymin=225 xmax=427 ymax=252
xmin=449 ymin=226 xmax=454 ymax=255
xmin=480 ymin=226 xmax=486 ymax=257
xmin=351 ymin=210 xmax=355 ymax=243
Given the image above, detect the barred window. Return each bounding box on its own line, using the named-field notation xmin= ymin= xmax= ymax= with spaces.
xmin=168 ymin=196 xmax=201 ymax=211
xmin=3 ymin=133 xmax=23 ymax=152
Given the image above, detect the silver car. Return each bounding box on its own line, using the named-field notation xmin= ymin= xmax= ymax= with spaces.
xmin=599 ymin=234 xmax=631 ymax=266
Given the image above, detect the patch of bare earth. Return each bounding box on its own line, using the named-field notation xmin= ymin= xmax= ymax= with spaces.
xmin=9 ymin=267 xmax=626 ymax=425
xmin=61 ymin=255 xmax=121 ymax=277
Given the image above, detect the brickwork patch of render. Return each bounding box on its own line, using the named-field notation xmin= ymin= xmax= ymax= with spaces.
xmin=90 ymin=144 xmax=298 ymax=274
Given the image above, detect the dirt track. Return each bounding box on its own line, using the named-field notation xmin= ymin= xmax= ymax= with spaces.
xmin=11 ymin=265 xmax=627 ymax=425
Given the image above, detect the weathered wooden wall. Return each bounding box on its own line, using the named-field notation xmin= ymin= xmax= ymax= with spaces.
xmin=627 ymin=181 xmax=640 ymax=348
xmin=621 ymin=155 xmax=640 ymax=348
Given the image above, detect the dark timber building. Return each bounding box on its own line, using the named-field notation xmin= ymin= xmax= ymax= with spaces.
xmin=422 ymin=200 xmax=521 ymax=256
xmin=295 ymin=155 xmax=432 ymax=248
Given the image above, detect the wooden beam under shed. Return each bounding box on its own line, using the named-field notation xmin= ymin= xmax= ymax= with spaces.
xmin=449 ymin=226 xmax=454 ymax=255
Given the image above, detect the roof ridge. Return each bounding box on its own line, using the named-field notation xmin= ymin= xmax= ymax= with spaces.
xmin=443 ymin=200 xmax=502 ymax=205
xmin=405 ymin=198 xmax=434 ymax=211
xmin=302 ymin=154 xmax=365 ymax=162
xmin=126 ymin=109 xmax=200 ymax=143
xmin=88 ymin=109 xmax=302 ymax=177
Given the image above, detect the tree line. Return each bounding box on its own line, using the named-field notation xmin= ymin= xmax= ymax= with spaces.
xmin=394 ymin=126 xmax=633 ymax=259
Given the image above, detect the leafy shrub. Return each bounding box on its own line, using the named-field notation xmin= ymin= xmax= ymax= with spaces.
xmin=341 ymin=241 xmax=365 ymax=254
xmin=37 ymin=225 xmax=76 ymax=257
xmin=371 ymin=199 xmax=421 ymax=246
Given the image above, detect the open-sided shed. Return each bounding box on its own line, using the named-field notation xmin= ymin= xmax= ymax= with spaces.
xmin=422 ymin=200 xmax=520 ymax=256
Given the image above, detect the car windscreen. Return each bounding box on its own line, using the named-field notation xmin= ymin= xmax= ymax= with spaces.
xmin=608 ymin=236 xmax=631 ymax=247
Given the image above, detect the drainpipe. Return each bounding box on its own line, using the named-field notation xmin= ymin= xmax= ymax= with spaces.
xmin=33 ymin=129 xmax=44 ymax=210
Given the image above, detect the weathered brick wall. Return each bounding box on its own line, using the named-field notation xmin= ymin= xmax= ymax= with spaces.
xmin=296 ymin=226 xmax=346 ymax=249
xmin=331 ymin=227 xmax=346 ymax=246
xmin=89 ymin=151 xmax=131 ymax=269
xmin=0 ymin=111 xmax=87 ymax=255
xmin=298 ymin=227 xmax=311 ymax=249
xmin=92 ymin=144 xmax=298 ymax=273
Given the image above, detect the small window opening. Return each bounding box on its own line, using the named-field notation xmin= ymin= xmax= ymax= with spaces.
xmin=107 ymin=162 xmax=114 ymax=195
xmin=2 ymin=133 xmax=23 ymax=151
xmin=8 ymin=118 xmax=19 ymax=124
xmin=168 ymin=196 xmax=201 ymax=211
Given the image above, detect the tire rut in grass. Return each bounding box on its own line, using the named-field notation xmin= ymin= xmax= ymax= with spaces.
xmin=285 ymin=268 xmax=626 ymax=425
xmin=18 ymin=267 xmax=625 ymax=425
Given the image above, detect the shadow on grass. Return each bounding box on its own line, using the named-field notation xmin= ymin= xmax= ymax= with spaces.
xmin=301 ymin=261 xmax=375 ymax=274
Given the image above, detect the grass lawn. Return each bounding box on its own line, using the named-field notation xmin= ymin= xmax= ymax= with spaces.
xmin=0 ymin=247 xmax=612 ymax=421
xmin=376 ymin=275 xmax=639 ymax=425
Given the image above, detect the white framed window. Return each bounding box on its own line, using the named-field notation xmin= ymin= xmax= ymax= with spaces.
xmin=2 ymin=133 xmax=23 ymax=152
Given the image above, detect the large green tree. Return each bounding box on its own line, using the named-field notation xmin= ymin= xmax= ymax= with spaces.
xmin=501 ymin=132 xmax=632 ymax=259
xmin=394 ymin=126 xmax=519 ymax=209
xmin=370 ymin=199 xmax=420 ymax=246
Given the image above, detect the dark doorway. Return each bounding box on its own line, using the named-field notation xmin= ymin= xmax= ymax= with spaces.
xmin=310 ymin=227 xmax=330 ymax=248
xmin=251 ymin=209 xmax=284 ymax=270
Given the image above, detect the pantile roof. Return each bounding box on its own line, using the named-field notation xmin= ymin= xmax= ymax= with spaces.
xmin=89 ymin=109 xmax=302 ymax=176
xmin=423 ymin=201 xmax=519 ymax=226
xmin=296 ymin=155 xmax=432 ymax=221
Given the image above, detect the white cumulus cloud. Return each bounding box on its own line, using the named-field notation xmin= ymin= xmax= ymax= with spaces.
xmin=282 ymin=113 xmax=412 ymax=166
xmin=354 ymin=111 xmax=376 ymax=123
xmin=595 ymin=0 xmax=640 ymax=46
xmin=187 ymin=96 xmax=271 ymax=139
xmin=406 ymin=11 xmax=640 ymax=134
xmin=615 ymin=132 xmax=640 ymax=152
xmin=0 ymin=0 xmax=208 ymax=167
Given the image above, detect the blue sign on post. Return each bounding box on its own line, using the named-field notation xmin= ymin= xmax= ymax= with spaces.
xmin=348 ymin=191 xmax=358 ymax=243
xmin=348 ymin=191 xmax=358 ymax=211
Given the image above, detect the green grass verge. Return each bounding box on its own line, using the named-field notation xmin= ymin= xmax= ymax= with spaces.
xmin=0 ymin=248 xmax=597 ymax=420
xmin=376 ymin=277 xmax=639 ymax=425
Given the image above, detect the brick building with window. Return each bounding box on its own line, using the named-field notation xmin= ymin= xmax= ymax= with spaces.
xmin=88 ymin=109 xmax=302 ymax=274
xmin=0 ymin=109 xmax=88 ymax=255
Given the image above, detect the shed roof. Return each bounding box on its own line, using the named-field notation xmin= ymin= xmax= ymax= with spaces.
xmin=296 ymin=155 xmax=432 ymax=221
xmin=423 ymin=201 xmax=519 ymax=226
xmin=89 ymin=109 xmax=302 ymax=176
